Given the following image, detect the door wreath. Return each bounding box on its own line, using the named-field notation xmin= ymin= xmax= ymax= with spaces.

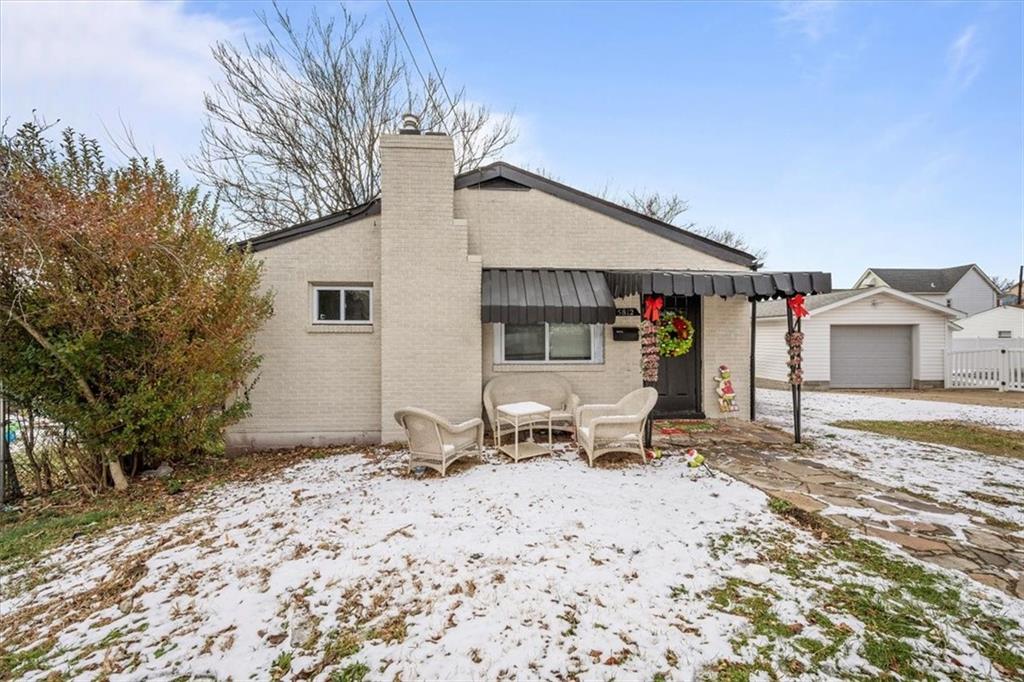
xmin=656 ymin=312 xmax=695 ymax=357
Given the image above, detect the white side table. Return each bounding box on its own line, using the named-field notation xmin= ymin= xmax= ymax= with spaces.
xmin=495 ymin=401 xmax=552 ymax=463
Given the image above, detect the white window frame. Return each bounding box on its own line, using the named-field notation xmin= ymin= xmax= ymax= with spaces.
xmin=495 ymin=322 xmax=604 ymax=364
xmin=311 ymin=285 xmax=373 ymax=325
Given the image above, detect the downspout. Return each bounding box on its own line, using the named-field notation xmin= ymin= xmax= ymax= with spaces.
xmin=749 ymin=299 xmax=757 ymax=421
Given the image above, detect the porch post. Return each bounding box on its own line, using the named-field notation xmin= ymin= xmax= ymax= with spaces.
xmin=786 ymin=303 xmax=802 ymax=444
xmin=749 ymin=299 xmax=757 ymax=421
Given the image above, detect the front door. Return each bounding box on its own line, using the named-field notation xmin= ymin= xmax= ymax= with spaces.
xmin=649 ymin=295 xmax=702 ymax=418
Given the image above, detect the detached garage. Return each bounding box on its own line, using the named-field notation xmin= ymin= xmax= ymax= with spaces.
xmin=755 ymin=287 xmax=960 ymax=390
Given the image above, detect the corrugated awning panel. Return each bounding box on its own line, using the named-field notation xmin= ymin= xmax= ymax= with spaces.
xmin=481 ymin=269 xmax=617 ymax=324
xmin=605 ymin=270 xmax=832 ymax=301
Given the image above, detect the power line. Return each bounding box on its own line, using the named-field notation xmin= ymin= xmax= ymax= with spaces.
xmin=404 ymin=0 xmax=463 ymax=129
xmin=384 ymin=0 xmax=451 ymax=135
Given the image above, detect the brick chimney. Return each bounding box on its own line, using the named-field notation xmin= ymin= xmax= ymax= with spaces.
xmin=379 ymin=116 xmax=482 ymax=441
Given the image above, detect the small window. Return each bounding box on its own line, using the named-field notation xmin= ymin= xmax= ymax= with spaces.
xmin=998 ymin=330 xmax=1012 ymax=339
xmin=312 ymin=286 xmax=372 ymax=324
xmin=497 ymin=323 xmax=603 ymax=364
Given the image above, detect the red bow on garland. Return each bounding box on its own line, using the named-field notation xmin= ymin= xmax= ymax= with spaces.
xmin=643 ymin=295 xmax=664 ymax=321
xmin=788 ymin=294 xmax=809 ymax=319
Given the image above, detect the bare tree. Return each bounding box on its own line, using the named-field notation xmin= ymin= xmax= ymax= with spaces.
xmin=191 ymin=3 xmax=517 ymax=235
xmin=622 ymin=190 xmax=766 ymax=267
xmin=990 ymin=274 xmax=1016 ymax=292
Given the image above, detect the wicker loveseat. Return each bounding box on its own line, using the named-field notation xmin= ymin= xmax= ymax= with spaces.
xmin=482 ymin=373 xmax=579 ymax=438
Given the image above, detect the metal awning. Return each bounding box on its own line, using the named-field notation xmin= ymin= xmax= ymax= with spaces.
xmin=604 ymin=270 xmax=832 ymax=301
xmin=482 ymin=269 xmax=616 ymax=324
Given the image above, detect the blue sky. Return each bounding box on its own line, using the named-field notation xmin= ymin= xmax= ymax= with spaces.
xmin=2 ymin=1 xmax=1021 ymax=285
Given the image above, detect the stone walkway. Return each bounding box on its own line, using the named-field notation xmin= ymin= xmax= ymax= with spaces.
xmin=703 ymin=447 xmax=1024 ymax=598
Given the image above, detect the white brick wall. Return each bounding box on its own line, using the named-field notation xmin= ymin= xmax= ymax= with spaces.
xmin=379 ymin=134 xmax=482 ymax=442
xmin=457 ymin=188 xmax=747 ymax=271
xmin=701 ymin=296 xmax=752 ymax=419
xmin=225 ymin=216 xmax=382 ymax=452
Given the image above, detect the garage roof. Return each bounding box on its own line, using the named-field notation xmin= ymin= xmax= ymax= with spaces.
xmin=757 ymin=287 xmax=963 ymax=319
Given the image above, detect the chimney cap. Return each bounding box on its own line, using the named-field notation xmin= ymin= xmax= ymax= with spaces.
xmin=399 ymin=113 xmax=421 ymax=135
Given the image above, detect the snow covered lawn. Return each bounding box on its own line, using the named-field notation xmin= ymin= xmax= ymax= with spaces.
xmin=757 ymin=389 xmax=1024 ymax=530
xmin=2 ymin=446 xmax=1022 ymax=680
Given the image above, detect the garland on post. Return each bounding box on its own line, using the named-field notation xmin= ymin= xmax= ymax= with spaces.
xmin=641 ymin=320 xmax=659 ymax=382
xmin=786 ymin=295 xmax=808 ymax=385
xmin=786 ymin=330 xmax=804 ymax=385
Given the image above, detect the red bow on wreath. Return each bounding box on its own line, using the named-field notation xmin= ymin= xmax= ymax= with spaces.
xmin=788 ymin=294 xmax=809 ymax=319
xmin=643 ymin=295 xmax=664 ymax=322
xmin=672 ymin=317 xmax=689 ymax=338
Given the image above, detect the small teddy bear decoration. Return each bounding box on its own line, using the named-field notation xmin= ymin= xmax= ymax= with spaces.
xmin=716 ymin=364 xmax=738 ymax=413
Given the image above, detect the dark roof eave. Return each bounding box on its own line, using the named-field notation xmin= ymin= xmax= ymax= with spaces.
xmin=236 ymin=199 xmax=381 ymax=253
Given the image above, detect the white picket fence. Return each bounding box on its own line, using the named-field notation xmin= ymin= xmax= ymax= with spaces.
xmin=945 ymin=349 xmax=1024 ymax=392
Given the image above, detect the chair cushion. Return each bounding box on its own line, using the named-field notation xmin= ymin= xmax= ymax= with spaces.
xmin=442 ymin=443 xmax=456 ymax=455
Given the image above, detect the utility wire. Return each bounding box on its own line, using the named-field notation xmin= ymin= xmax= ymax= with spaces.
xmin=384 ymin=0 xmax=451 ymax=135
xmin=404 ymin=0 xmax=464 ymax=129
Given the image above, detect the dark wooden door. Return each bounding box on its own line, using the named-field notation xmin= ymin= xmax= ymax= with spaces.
xmin=650 ymin=295 xmax=702 ymax=418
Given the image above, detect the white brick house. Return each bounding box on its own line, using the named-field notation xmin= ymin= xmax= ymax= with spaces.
xmin=227 ymin=120 xmax=829 ymax=451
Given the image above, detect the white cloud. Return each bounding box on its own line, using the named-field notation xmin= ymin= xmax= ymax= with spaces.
xmin=0 ymin=0 xmax=252 ymax=174
xmin=947 ymin=25 xmax=983 ymax=89
xmin=776 ymin=0 xmax=840 ymax=42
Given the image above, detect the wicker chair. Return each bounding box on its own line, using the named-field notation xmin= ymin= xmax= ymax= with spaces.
xmin=482 ymin=373 xmax=579 ymax=438
xmin=574 ymin=387 xmax=658 ymax=467
xmin=394 ymin=408 xmax=484 ymax=476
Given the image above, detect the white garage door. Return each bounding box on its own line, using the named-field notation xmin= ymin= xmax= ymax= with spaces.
xmin=830 ymin=325 xmax=912 ymax=388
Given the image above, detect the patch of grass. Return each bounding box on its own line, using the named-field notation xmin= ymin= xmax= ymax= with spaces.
xmin=270 ymin=651 xmax=292 ymax=680
xmin=711 ymin=499 xmax=1024 ymax=678
xmin=669 ymin=584 xmax=689 ymax=599
xmin=0 ymin=446 xmax=359 ymax=571
xmin=966 ymin=490 xmax=1017 ymax=507
xmin=862 ymin=635 xmax=916 ymax=675
xmin=981 ymin=515 xmax=1023 ymax=532
xmin=831 ymin=419 xmax=1024 ymax=459
xmin=372 ymin=614 xmax=407 ymax=644
xmin=329 ymin=662 xmax=370 ymax=682
xmin=0 ymin=639 xmax=54 ymax=677
xmin=707 ymin=579 xmax=795 ymax=642
xmin=163 ymin=478 xmax=184 ymax=495
xmin=0 ymin=507 xmax=121 ymax=565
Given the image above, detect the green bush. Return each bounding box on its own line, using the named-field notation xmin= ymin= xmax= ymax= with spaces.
xmin=0 ymin=121 xmax=273 ymax=491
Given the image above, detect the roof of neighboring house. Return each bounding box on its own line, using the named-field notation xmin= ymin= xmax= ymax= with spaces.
xmin=756 ymin=286 xmax=962 ymax=319
xmin=858 ymin=264 xmax=997 ymax=294
xmin=756 ymin=289 xmax=862 ymax=318
xmin=238 ymin=161 xmax=756 ymax=266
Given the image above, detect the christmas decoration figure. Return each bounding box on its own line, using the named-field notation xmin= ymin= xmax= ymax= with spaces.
xmin=715 ymin=364 xmax=738 ymax=413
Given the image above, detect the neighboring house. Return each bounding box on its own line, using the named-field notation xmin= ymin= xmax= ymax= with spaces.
xmin=227 ymin=116 xmax=829 ymax=451
xmin=952 ymin=305 xmax=1024 ymax=350
xmin=755 ymin=287 xmax=960 ymax=390
xmin=999 ymin=281 xmax=1023 ymax=307
xmin=853 ymin=264 xmax=1000 ymax=316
